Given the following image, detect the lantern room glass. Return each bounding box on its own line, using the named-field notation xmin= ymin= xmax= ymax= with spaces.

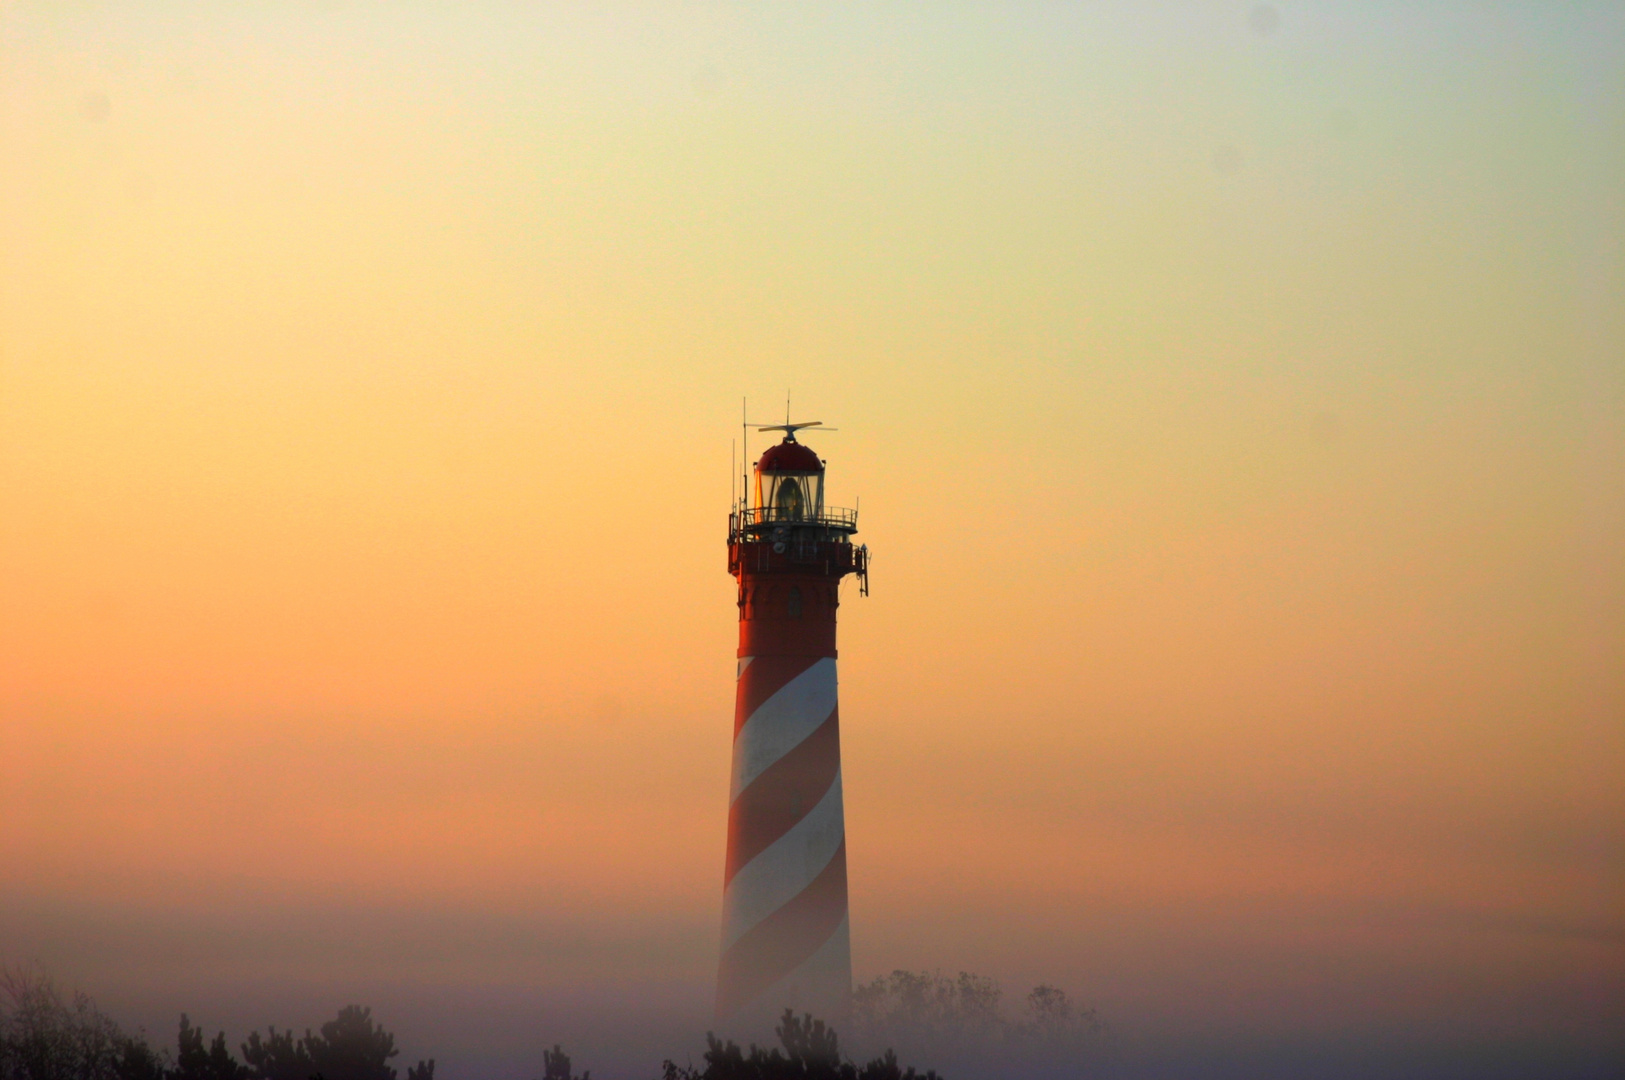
xmin=755 ymin=470 xmax=824 ymax=523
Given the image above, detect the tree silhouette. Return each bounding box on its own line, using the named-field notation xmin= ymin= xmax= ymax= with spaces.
xmin=0 ymin=966 xmax=163 ymax=1080
xmin=658 ymin=1009 xmax=940 ymax=1080
xmin=850 ymin=971 xmax=1108 ymax=1077
xmin=306 ymin=1006 xmax=396 ymax=1080
xmin=536 ymin=1044 xmax=587 ymax=1080
xmin=239 ymin=1027 xmax=310 ymax=1080
xmin=171 ymin=1016 xmax=247 ymax=1080
xmin=240 ymin=1006 xmax=431 ymax=1080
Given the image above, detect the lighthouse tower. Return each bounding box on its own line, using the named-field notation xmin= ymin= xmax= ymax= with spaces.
xmin=717 ymin=421 xmax=868 ymax=1026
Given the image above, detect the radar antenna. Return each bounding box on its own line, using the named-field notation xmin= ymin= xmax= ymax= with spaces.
xmin=755 ymin=421 xmax=835 ymax=442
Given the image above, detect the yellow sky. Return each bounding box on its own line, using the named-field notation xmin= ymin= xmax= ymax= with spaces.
xmin=2 ymin=2 xmax=1621 ymax=1074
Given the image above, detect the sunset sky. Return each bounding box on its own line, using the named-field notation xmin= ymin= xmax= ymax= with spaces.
xmin=2 ymin=3 xmax=1621 ymax=1077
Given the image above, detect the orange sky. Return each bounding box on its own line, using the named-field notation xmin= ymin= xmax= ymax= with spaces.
xmin=2 ymin=3 xmax=1621 ymax=1075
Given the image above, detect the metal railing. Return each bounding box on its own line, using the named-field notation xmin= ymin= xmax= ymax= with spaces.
xmin=731 ymin=505 xmax=858 ymax=532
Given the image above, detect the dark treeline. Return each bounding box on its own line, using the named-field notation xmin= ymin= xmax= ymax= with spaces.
xmin=2 ymin=967 xmax=1108 ymax=1080
xmin=0 ymin=970 xmax=430 ymax=1080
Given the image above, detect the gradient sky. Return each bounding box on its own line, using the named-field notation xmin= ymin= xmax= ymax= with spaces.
xmin=2 ymin=3 xmax=1622 ymax=1077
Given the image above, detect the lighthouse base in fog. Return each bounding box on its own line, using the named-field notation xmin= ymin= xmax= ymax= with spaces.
xmin=718 ymin=914 xmax=852 ymax=1040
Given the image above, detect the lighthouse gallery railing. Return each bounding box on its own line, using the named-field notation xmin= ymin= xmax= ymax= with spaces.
xmin=729 ymin=505 xmax=858 ymax=534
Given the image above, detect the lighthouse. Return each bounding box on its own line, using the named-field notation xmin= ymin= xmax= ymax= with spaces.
xmin=717 ymin=421 xmax=868 ymax=1026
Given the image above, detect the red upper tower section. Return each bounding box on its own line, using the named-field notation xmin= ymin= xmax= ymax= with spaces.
xmin=728 ymin=425 xmax=868 ymax=658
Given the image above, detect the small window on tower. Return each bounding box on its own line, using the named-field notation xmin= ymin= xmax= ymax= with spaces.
xmin=787 ymin=586 xmax=803 ymax=619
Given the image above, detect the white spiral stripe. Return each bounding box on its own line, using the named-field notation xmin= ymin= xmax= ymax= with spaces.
xmin=729 ymin=658 xmax=838 ymax=801
xmin=720 ymin=771 xmax=845 ymax=951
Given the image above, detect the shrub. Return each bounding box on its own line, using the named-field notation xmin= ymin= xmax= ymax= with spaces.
xmin=240 ymin=1005 xmax=432 ymax=1080
xmin=659 ymin=1009 xmax=941 ymax=1080
xmin=850 ymin=972 xmax=1109 ymax=1078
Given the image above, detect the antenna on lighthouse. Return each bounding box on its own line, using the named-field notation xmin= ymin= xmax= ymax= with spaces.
xmin=756 ymin=421 xmax=836 ymax=441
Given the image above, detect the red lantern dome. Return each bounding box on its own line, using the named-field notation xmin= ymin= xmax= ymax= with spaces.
xmin=756 ymin=439 xmax=823 ymax=473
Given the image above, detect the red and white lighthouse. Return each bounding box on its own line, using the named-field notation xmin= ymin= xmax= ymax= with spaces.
xmin=717 ymin=421 xmax=868 ymax=1025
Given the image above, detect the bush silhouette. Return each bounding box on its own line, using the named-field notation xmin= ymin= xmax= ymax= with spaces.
xmin=849 ymin=970 xmax=1108 ymax=1077
xmin=237 ymin=1027 xmax=307 ymax=1080
xmin=659 ymin=1009 xmax=940 ymax=1080
xmin=537 ymin=1044 xmax=587 ymax=1080
xmin=173 ymin=1015 xmax=247 ymax=1080
xmin=240 ymin=1006 xmax=432 ymax=1080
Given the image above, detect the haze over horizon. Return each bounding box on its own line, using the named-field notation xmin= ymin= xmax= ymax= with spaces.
xmin=2 ymin=3 xmax=1621 ymax=1077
